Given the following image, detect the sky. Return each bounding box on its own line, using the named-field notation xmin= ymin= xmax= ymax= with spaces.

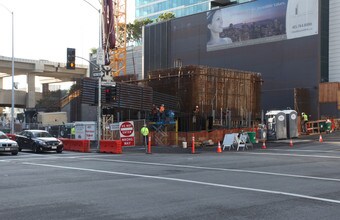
xmin=0 ymin=0 xmax=135 ymax=64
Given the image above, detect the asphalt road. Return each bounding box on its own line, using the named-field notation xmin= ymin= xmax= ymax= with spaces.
xmin=2 ymin=133 xmax=340 ymax=219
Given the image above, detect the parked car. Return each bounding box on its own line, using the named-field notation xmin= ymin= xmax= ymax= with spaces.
xmin=16 ymin=130 xmax=63 ymax=153
xmin=0 ymin=131 xmax=19 ymax=155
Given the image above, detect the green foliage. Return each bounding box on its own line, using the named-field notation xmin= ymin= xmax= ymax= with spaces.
xmin=127 ymin=12 xmax=175 ymax=43
xmin=90 ymin=48 xmax=97 ymax=54
xmin=127 ymin=18 xmax=153 ymax=43
xmin=155 ymin=12 xmax=175 ymax=22
xmin=35 ymin=90 xmax=63 ymax=112
xmin=68 ymin=83 xmax=80 ymax=95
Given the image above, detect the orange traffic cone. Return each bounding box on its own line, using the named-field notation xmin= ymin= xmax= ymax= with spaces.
xmin=217 ymin=141 xmax=222 ymax=153
xmin=289 ymin=139 xmax=293 ymax=147
xmin=261 ymin=141 xmax=267 ymax=149
xmin=319 ymin=134 xmax=323 ymax=142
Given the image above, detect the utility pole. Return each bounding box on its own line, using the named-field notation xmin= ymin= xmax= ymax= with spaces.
xmin=82 ymin=0 xmax=103 ymax=150
xmin=0 ymin=3 xmax=15 ymax=134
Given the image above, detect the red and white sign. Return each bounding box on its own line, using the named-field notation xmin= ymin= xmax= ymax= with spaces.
xmin=85 ymin=124 xmax=96 ymax=140
xmin=119 ymin=121 xmax=135 ymax=146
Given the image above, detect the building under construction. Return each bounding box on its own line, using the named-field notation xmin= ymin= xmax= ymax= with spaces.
xmin=144 ymin=65 xmax=262 ymax=129
xmin=77 ymin=65 xmax=262 ymax=131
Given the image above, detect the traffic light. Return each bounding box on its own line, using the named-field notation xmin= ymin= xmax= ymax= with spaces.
xmin=111 ymin=86 xmax=117 ymax=100
xmin=104 ymin=86 xmax=117 ymax=103
xmin=66 ymin=48 xmax=76 ymax=69
xmin=105 ymin=87 xmax=111 ymax=103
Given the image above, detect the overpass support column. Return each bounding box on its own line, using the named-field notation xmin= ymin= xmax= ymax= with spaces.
xmin=26 ymin=73 xmax=36 ymax=108
xmin=42 ymin=83 xmax=49 ymax=96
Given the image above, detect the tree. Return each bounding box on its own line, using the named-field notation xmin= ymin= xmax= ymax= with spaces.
xmin=127 ymin=18 xmax=153 ymax=43
xmin=126 ymin=13 xmax=176 ymax=43
xmin=90 ymin=48 xmax=97 ymax=54
xmin=155 ymin=12 xmax=175 ymax=22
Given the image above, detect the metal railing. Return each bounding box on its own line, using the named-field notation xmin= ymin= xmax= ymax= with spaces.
xmin=60 ymin=90 xmax=81 ymax=108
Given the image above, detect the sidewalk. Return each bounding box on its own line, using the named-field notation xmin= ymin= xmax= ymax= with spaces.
xmin=269 ymin=130 xmax=340 ymax=143
xmin=121 ymin=131 xmax=340 ymax=154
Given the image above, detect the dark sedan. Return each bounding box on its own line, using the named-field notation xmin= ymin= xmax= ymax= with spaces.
xmin=16 ymin=130 xmax=63 ymax=153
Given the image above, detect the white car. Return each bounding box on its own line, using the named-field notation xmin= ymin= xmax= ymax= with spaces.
xmin=0 ymin=131 xmax=19 ymax=155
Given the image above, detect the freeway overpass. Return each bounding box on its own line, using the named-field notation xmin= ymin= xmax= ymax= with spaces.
xmin=0 ymin=55 xmax=88 ymax=108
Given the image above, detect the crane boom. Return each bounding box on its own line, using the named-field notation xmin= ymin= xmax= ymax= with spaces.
xmin=102 ymin=0 xmax=127 ymax=77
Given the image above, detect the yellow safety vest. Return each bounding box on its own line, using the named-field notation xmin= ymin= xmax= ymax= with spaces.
xmin=303 ymin=114 xmax=308 ymax=121
xmin=141 ymin=126 xmax=149 ymax=136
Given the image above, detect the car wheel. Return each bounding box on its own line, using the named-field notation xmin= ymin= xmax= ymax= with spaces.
xmin=33 ymin=144 xmax=40 ymax=153
xmin=11 ymin=150 xmax=18 ymax=155
xmin=56 ymin=150 xmax=62 ymax=154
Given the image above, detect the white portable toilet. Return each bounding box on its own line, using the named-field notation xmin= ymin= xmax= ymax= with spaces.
xmin=282 ymin=110 xmax=298 ymax=138
xmin=265 ymin=110 xmax=287 ymax=140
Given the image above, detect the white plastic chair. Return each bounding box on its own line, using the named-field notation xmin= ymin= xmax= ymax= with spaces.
xmin=222 ymin=133 xmax=238 ymax=151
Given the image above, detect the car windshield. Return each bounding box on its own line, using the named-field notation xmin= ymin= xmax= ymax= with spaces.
xmin=31 ymin=131 xmax=53 ymax=138
xmin=0 ymin=132 xmax=8 ymax=139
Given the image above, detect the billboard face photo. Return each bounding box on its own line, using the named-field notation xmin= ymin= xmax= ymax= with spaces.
xmin=206 ymin=0 xmax=318 ymax=52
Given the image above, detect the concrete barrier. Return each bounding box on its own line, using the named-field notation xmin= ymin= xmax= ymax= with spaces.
xmin=99 ymin=140 xmax=122 ymax=154
xmin=60 ymin=139 xmax=90 ymax=153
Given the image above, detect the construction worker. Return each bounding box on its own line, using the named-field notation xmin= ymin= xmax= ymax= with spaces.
xmin=158 ymin=104 xmax=165 ymax=121
xmin=71 ymin=126 xmax=75 ymax=139
xmin=301 ymin=112 xmax=309 ymax=133
xmin=151 ymin=104 xmax=159 ymax=122
xmin=192 ymin=105 xmax=200 ymax=130
xmin=140 ymin=125 xmax=149 ymax=146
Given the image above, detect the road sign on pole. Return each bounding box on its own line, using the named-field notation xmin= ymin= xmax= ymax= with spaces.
xmin=93 ymin=71 xmax=103 ymax=77
xmin=119 ymin=121 xmax=135 ymax=147
xmin=97 ymin=48 xmax=105 ymax=65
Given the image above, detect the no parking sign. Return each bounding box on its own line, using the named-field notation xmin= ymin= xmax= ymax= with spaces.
xmin=119 ymin=121 xmax=135 ymax=147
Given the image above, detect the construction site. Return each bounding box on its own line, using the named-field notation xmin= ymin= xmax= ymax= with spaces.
xmin=8 ymin=0 xmax=340 ymax=148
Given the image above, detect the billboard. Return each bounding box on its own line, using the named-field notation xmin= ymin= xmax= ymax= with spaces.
xmin=206 ymin=0 xmax=318 ymax=52
xmin=143 ymin=0 xmax=324 ymax=118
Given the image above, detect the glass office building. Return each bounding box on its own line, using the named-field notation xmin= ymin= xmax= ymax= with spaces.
xmin=135 ymin=0 xmax=252 ymax=20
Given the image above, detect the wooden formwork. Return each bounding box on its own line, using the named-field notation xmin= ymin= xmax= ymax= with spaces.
xmin=146 ymin=65 xmax=262 ymax=120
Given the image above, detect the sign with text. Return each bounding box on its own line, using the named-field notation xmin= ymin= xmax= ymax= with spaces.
xmin=206 ymin=0 xmax=318 ymax=52
xmin=109 ymin=123 xmax=120 ymax=131
xmin=96 ymin=48 xmax=105 ymax=65
xmin=119 ymin=121 xmax=135 ymax=146
xmin=75 ymin=121 xmax=97 ymax=140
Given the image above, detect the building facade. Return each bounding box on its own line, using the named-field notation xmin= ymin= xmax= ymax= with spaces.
xmin=329 ymin=0 xmax=340 ymax=82
xmin=135 ymin=0 xmax=252 ymax=20
xmin=143 ymin=0 xmax=329 ymax=119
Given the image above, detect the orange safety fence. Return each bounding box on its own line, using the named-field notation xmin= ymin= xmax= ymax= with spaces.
xmin=59 ymin=138 xmax=90 ymax=153
xmin=156 ymin=128 xmax=255 ymax=146
xmin=99 ymin=140 xmax=122 ymax=154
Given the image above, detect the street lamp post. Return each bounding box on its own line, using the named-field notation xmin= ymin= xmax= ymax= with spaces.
xmin=82 ymin=0 xmax=102 ymax=150
xmin=0 ymin=3 xmax=15 ymax=134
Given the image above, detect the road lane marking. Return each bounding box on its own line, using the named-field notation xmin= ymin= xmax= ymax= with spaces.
xmin=5 ymin=153 xmax=337 ymax=183
xmin=4 ymin=152 xmax=340 ymax=183
xmin=22 ymin=161 xmax=340 ymax=205
xmin=265 ymin=149 xmax=340 ymax=153
xmin=241 ymin=152 xmax=340 ymax=159
xmin=76 ymin=158 xmax=340 ymax=183
xmin=0 ymin=154 xmax=82 ymax=162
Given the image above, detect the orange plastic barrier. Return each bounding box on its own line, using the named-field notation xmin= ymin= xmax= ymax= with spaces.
xmin=60 ymin=139 xmax=90 ymax=153
xmin=99 ymin=140 xmax=122 ymax=154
